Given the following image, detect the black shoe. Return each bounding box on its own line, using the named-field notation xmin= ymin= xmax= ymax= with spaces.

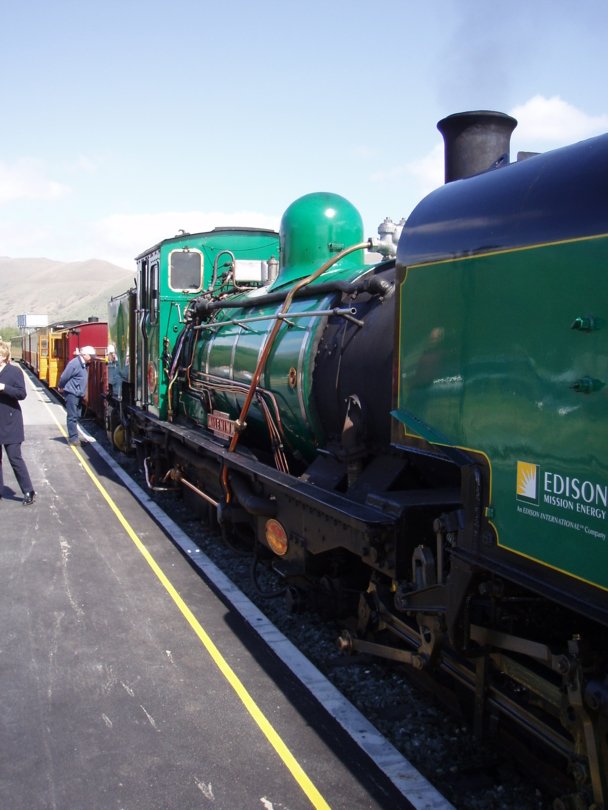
xmin=68 ymin=438 xmax=78 ymax=446
xmin=23 ymin=491 xmax=35 ymax=505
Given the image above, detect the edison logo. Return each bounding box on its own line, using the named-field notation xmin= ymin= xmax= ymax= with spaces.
xmin=516 ymin=461 xmax=539 ymax=504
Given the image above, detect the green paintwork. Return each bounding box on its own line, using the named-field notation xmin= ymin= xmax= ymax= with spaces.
xmin=134 ymin=229 xmax=280 ymax=420
xmin=196 ymin=293 xmax=335 ymax=459
xmin=108 ymin=290 xmax=133 ymax=397
xmin=396 ymin=236 xmax=608 ymax=591
xmin=271 ymin=192 xmax=364 ymax=288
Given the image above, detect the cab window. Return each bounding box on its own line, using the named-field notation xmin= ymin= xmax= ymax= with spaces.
xmin=150 ymin=261 xmax=160 ymax=324
xmin=169 ymin=249 xmax=202 ymax=292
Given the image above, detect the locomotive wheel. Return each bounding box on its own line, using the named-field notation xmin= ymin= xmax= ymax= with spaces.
xmin=112 ymin=424 xmax=128 ymax=453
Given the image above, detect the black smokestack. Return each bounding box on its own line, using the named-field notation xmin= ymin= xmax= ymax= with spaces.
xmin=437 ymin=110 xmax=517 ymax=183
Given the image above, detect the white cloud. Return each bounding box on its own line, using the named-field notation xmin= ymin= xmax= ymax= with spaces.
xmin=8 ymin=96 xmax=606 ymax=266
xmin=403 ymin=143 xmax=445 ymax=197
xmin=0 ymin=207 xmax=280 ymax=268
xmin=510 ymin=95 xmax=608 ymax=147
xmin=0 ymin=219 xmax=54 ymax=256
xmin=69 ymin=155 xmax=98 ymax=174
xmin=370 ymin=97 xmax=608 ymax=214
xmin=350 ymin=145 xmax=378 ymax=160
xmin=0 ymin=159 xmax=71 ymax=204
xmin=369 ymin=142 xmax=444 ymax=203
xmin=94 ymin=209 xmax=281 ymax=269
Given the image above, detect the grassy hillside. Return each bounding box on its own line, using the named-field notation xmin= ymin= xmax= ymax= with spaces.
xmin=0 ymin=257 xmax=134 ymax=328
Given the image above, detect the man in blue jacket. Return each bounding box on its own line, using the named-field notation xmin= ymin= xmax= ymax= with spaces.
xmin=58 ymin=346 xmax=96 ymax=445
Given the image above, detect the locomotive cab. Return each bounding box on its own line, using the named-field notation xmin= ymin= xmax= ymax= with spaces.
xmin=106 ymin=226 xmax=280 ymax=441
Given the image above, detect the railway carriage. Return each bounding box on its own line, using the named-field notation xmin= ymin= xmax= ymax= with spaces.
xmin=22 ymin=323 xmax=49 ymax=377
xmin=47 ymin=319 xmax=108 ymax=388
xmin=8 ymin=334 xmax=23 ymax=362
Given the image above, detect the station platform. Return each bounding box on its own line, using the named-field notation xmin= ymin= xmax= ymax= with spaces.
xmin=0 ymin=369 xmax=452 ymax=810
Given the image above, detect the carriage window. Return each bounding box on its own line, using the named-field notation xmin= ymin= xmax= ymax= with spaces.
xmin=169 ymin=250 xmax=202 ymax=292
xmin=139 ymin=258 xmax=148 ymax=310
xmin=150 ymin=261 xmax=160 ymax=324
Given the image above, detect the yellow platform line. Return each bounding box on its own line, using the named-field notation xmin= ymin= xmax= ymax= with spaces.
xmin=43 ymin=399 xmax=331 ymax=810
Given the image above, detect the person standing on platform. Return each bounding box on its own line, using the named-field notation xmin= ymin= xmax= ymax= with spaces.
xmin=0 ymin=341 xmax=35 ymax=505
xmin=58 ymin=345 xmax=96 ymax=445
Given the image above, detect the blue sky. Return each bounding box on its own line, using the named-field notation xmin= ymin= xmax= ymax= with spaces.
xmin=2 ymin=0 xmax=608 ymax=269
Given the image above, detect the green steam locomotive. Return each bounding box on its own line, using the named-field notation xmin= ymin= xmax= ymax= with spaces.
xmin=106 ymin=111 xmax=608 ymax=808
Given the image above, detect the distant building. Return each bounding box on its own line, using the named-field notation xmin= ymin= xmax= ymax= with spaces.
xmin=17 ymin=314 xmax=48 ymax=330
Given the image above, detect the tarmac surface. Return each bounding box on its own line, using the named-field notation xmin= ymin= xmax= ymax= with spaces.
xmin=0 ymin=369 xmax=453 ymax=810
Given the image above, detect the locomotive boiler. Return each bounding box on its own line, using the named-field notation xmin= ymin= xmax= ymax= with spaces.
xmin=108 ymin=112 xmax=608 ymax=809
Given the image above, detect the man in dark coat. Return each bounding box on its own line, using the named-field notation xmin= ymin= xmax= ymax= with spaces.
xmin=58 ymin=345 xmax=95 ymax=445
xmin=0 ymin=341 xmax=35 ymax=505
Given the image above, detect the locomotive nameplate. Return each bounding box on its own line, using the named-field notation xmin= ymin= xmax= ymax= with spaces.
xmin=207 ymin=410 xmax=236 ymax=438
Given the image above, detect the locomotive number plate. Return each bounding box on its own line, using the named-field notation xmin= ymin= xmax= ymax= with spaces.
xmin=208 ymin=410 xmax=236 ymax=438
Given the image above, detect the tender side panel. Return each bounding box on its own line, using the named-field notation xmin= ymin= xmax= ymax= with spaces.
xmin=397 ymin=236 xmax=608 ymax=591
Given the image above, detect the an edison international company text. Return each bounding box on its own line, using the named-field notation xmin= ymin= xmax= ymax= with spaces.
xmin=516 ymin=461 xmax=606 ymax=542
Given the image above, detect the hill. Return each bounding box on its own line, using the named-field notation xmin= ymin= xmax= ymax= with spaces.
xmin=0 ymin=257 xmax=134 ymax=328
